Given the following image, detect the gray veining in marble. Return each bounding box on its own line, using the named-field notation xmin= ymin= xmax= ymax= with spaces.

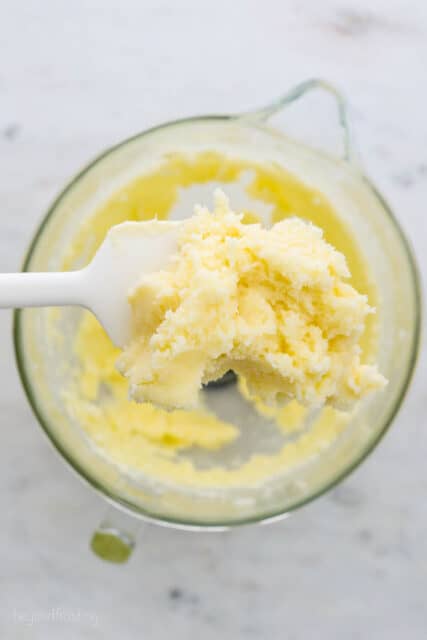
xmin=0 ymin=1 xmax=426 ymax=638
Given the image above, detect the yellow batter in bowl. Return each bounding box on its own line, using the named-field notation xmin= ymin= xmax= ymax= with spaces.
xmin=15 ymin=82 xmax=420 ymax=531
xmin=58 ymin=150 xmax=382 ymax=490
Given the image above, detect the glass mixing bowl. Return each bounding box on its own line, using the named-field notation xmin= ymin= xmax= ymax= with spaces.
xmin=14 ymin=80 xmax=421 ymax=561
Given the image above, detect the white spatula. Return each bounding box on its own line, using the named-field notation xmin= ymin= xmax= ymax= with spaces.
xmin=0 ymin=220 xmax=181 ymax=347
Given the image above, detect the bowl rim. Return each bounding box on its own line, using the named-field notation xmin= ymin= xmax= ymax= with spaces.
xmin=13 ymin=114 xmax=423 ymax=530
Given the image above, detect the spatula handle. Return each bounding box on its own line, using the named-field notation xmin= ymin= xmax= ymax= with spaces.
xmin=0 ymin=270 xmax=87 ymax=309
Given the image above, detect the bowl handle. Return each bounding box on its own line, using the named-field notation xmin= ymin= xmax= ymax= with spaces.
xmin=239 ymin=78 xmax=357 ymax=165
xmin=90 ymin=507 xmax=142 ymax=563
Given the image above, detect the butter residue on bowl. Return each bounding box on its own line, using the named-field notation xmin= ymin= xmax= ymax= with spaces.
xmin=117 ymin=190 xmax=386 ymax=411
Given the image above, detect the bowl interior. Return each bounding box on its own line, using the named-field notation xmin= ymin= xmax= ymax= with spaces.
xmin=15 ymin=117 xmax=420 ymax=526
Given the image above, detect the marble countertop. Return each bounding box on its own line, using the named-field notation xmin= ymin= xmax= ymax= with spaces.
xmin=1 ymin=1 xmax=426 ymax=638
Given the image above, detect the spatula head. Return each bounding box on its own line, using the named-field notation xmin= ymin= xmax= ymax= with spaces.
xmin=86 ymin=220 xmax=181 ymax=347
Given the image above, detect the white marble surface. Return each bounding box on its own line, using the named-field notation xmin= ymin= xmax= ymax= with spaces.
xmin=1 ymin=1 xmax=426 ymax=638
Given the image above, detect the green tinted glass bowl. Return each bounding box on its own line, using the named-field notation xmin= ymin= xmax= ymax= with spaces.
xmin=13 ymin=80 xmax=421 ymax=539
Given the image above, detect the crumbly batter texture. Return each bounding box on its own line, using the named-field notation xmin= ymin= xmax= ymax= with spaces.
xmin=117 ymin=191 xmax=386 ymax=411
